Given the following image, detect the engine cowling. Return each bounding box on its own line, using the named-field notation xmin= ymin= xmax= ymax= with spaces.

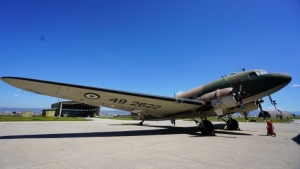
xmin=198 ymin=87 xmax=238 ymax=109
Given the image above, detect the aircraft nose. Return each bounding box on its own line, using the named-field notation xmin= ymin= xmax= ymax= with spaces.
xmin=277 ymin=73 xmax=292 ymax=84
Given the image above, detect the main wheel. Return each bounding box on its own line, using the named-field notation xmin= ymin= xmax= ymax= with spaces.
xmin=199 ymin=120 xmax=214 ymax=135
xmin=226 ymin=119 xmax=239 ymax=130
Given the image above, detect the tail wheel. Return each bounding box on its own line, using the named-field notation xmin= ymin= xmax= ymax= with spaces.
xmin=199 ymin=120 xmax=214 ymax=135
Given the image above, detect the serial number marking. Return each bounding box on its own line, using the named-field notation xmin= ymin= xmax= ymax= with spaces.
xmin=108 ymin=98 xmax=161 ymax=109
xmin=109 ymin=98 xmax=127 ymax=104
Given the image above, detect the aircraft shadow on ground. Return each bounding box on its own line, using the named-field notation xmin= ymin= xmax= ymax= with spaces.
xmin=0 ymin=123 xmax=252 ymax=140
xmin=112 ymin=123 xmax=253 ymax=136
xmin=292 ymin=134 xmax=300 ymax=145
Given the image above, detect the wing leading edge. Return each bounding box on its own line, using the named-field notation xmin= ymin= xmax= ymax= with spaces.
xmin=1 ymin=77 xmax=204 ymax=117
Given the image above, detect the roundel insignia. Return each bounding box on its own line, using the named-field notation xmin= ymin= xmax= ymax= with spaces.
xmin=84 ymin=93 xmax=100 ymax=99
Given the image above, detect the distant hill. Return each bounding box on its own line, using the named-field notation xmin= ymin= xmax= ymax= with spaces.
xmin=0 ymin=107 xmax=130 ymax=116
xmin=0 ymin=107 xmax=45 ymax=114
xmin=248 ymin=109 xmax=300 ymax=115
xmin=291 ymin=111 xmax=300 ymax=115
xmin=99 ymin=109 xmax=130 ymax=116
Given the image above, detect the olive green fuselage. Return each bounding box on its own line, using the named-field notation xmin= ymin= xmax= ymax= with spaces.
xmin=172 ymin=69 xmax=291 ymax=118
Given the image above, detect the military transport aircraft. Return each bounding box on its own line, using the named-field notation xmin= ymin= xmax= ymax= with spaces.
xmin=1 ymin=69 xmax=292 ymax=135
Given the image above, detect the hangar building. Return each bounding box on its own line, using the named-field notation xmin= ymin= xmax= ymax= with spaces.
xmin=51 ymin=101 xmax=100 ymax=117
xmin=258 ymin=110 xmax=295 ymax=118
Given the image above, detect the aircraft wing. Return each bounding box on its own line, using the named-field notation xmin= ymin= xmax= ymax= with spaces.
xmin=1 ymin=77 xmax=204 ymax=117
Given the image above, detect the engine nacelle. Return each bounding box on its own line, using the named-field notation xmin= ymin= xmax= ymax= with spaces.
xmin=131 ymin=113 xmax=167 ymax=121
xmin=198 ymin=87 xmax=238 ymax=109
xmin=114 ymin=113 xmax=166 ymax=121
xmin=229 ymin=101 xmax=258 ymax=115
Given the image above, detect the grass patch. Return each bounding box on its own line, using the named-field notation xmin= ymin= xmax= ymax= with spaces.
xmin=0 ymin=115 xmax=92 ymax=121
xmin=97 ymin=116 xmax=134 ymax=120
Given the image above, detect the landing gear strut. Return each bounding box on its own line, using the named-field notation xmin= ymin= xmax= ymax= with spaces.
xmin=171 ymin=119 xmax=176 ymax=126
xmin=139 ymin=120 xmax=144 ymax=125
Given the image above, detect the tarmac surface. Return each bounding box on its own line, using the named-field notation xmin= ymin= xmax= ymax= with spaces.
xmin=0 ymin=119 xmax=300 ymax=169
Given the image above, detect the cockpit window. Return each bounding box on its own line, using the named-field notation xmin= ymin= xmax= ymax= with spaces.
xmin=258 ymin=70 xmax=268 ymax=75
xmin=249 ymin=72 xmax=258 ymax=78
xmin=255 ymin=70 xmax=268 ymax=76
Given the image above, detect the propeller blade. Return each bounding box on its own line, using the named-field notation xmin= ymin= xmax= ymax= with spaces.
xmin=239 ymin=84 xmax=242 ymax=94
xmin=237 ymin=84 xmax=248 ymax=122
xmin=239 ymin=99 xmax=248 ymax=121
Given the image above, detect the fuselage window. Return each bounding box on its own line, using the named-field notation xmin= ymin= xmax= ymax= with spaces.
xmin=249 ymin=72 xmax=258 ymax=78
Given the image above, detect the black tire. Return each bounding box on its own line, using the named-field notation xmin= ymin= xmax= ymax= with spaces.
xmin=199 ymin=120 xmax=214 ymax=135
xmin=226 ymin=119 xmax=239 ymax=130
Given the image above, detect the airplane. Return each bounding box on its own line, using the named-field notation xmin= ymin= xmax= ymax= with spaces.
xmin=1 ymin=68 xmax=292 ymax=135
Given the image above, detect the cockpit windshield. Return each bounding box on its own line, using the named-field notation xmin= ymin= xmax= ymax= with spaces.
xmin=256 ymin=70 xmax=268 ymax=75
xmin=249 ymin=72 xmax=258 ymax=78
xmin=249 ymin=70 xmax=268 ymax=78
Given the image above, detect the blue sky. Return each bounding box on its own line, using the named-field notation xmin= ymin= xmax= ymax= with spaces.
xmin=0 ymin=1 xmax=299 ymax=112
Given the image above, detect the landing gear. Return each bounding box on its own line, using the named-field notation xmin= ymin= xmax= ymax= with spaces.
xmin=192 ymin=111 xmax=215 ymax=135
xmin=220 ymin=115 xmax=240 ymax=130
xmin=199 ymin=120 xmax=214 ymax=135
xmin=139 ymin=120 xmax=144 ymax=125
xmin=226 ymin=119 xmax=239 ymax=130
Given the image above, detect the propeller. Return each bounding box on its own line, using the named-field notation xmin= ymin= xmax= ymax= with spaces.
xmin=224 ymin=75 xmax=249 ymax=121
xmin=237 ymin=83 xmax=249 ymax=122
